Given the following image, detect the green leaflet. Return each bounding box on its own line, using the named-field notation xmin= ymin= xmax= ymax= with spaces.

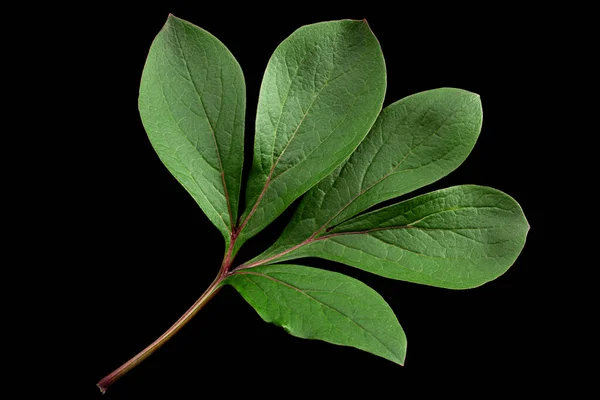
xmin=235 ymin=20 xmax=386 ymax=251
xmin=251 ymin=88 xmax=483 ymax=265
xmin=225 ymin=264 xmax=406 ymax=364
xmin=248 ymin=186 xmax=529 ymax=289
xmin=139 ymin=15 xmax=245 ymax=246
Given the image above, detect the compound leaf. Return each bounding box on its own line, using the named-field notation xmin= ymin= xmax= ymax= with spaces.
xmin=97 ymin=17 xmax=532 ymax=393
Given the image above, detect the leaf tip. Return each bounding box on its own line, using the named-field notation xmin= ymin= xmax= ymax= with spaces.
xmin=397 ymin=351 xmax=406 ymax=366
xmin=360 ymin=18 xmax=372 ymax=29
xmin=164 ymin=13 xmax=181 ymax=31
xmin=464 ymin=89 xmax=480 ymax=99
xmin=166 ymin=13 xmax=185 ymax=27
xmin=392 ymin=354 xmax=405 ymax=366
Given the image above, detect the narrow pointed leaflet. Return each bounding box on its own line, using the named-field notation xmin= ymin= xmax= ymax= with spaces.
xmin=139 ymin=15 xmax=245 ymax=247
xmin=235 ymin=20 xmax=386 ymax=251
xmin=225 ymin=264 xmax=406 ymax=364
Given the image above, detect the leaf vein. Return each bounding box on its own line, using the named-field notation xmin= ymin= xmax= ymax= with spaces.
xmin=172 ymin=24 xmax=234 ymax=230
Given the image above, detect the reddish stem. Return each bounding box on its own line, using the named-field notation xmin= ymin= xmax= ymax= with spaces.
xmin=97 ymin=236 xmax=238 ymax=394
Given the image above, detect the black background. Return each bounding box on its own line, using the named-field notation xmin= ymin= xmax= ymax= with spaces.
xmin=77 ymin=3 xmax=554 ymax=398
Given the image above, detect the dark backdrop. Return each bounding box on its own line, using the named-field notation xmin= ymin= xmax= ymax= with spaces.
xmin=79 ymin=3 xmax=551 ymax=398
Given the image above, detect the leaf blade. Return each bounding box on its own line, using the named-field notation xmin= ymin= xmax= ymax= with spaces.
xmin=237 ymin=20 xmax=386 ymax=248
xmin=139 ymin=15 xmax=245 ymax=243
xmin=259 ymin=186 xmax=529 ymax=289
xmin=226 ymin=264 xmax=406 ymax=364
